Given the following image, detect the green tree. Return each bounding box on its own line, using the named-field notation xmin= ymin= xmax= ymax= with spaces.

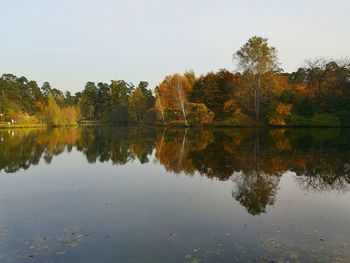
xmin=109 ymin=80 xmax=132 ymax=123
xmin=128 ymin=87 xmax=147 ymax=121
xmin=41 ymin=82 xmax=53 ymax=101
xmin=137 ymin=81 xmax=154 ymax=109
xmin=96 ymin=82 xmax=110 ymax=120
xmin=80 ymin=82 xmax=98 ymax=120
xmin=234 ymin=36 xmax=279 ymax=121
xmin=43 ymin=95 xmax=62 ymax=125
xmin=65 ymin=91 xmax=75 ymax=106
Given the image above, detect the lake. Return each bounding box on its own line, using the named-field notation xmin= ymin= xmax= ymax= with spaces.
xmin=0 ymin=126 xmax=349 ymax=262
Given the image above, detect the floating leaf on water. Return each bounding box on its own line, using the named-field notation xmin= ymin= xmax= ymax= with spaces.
xmin=287 ymin=251 xmax=298 ymax=259
xmin=54 ymin=250 xmax=66 ymax=255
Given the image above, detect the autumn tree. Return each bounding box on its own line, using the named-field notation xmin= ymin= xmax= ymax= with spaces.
xmin=62 ymin=106 xmax=78 ymax=125
xmin=154 ymin=86 xmax=166 ymax=124
xmin=234 ymin=36 xmax=279 ymax=121
xmin=156 ymin=74 xmax=192 ymax=125
xmin=184 ymin=70 xmax=196 ymax=87
xmin=128 ymin=87 xmax=147 ymax=121
xmin=43 ymin=95 xmax=62 ymax=125
xmin=136 ymin=81 xmax=154 ymax=109
xmin=191 ymin=69 xmax=240 ymax=120
xmin=267 ymin=103 xmax=292 ymax=125
xmin=303 ymin=58 xmax=331 ymax=96
xmin=187 ymin=103 xmax=214 ymax=125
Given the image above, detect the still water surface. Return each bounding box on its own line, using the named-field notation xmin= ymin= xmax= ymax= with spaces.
xmin=0 ymin=126 xmax=349 ymax=262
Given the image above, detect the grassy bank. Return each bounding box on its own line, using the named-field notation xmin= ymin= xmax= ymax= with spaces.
xmin=138 ymin=120 xmax=347 ymax=128
xmin=0 ymin=120 xmax=110 ymax=129
xmin=0 ymin=122 xmax=79 ymax=129
xmin=78 ymin=120 xmax=112 ymax=126
xmin=0 ymin=122 xmax=47 ymax=129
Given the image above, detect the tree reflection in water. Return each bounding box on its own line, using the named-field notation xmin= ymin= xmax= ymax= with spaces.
xmin=1 ymin=126 xmax=349 ymax=215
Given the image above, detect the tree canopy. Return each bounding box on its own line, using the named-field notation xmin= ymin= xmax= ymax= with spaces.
xmin=1 ymin=36 xmax=349 ymax=127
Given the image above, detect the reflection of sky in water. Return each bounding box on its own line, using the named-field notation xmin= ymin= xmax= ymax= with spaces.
xmin=0 ymin=127 xmax=349 ymax=262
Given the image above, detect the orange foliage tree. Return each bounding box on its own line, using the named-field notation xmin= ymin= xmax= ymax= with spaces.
xmin=155 ymin=74 xmax=192 ymax=125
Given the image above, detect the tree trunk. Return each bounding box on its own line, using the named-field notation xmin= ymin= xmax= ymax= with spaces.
xmin=157 ymin=98 xmax=166 ymax=125
xmin=177 ymin=128 xmax=188 ymax=170
xmin=138 ymin=102 xmax=141 ymax=121
xmin=253 ymin=131 xmax=260 ymax=178
xmin=180 ymin=100 xmax=188 ymax=126
xmin=158 ymin=127 xmax=166 ymax=157
xmin=255 ymin=76 xmax=261 ymax=122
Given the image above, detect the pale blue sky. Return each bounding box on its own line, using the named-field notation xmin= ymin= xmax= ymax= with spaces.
xmin=0 ymin=0 xmax=349 ymax=93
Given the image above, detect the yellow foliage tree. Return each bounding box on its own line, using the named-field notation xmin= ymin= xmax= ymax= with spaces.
xmin=128 ymin=88 xmax=147 ymax=121
xmin=155 ymin=74 xmax=192 ymax=125
xmin=43 ymin=96 xmax=61 ymax=125
xmin=43 ymin=96 xmax=77 ymax=126
xmin=187 ymin=103 xmax=215 ymax=125
xmin=62 ymin=106 xmax=78 ymax=125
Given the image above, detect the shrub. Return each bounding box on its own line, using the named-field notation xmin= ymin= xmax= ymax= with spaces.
xmin=43 ymin=96 xmax=77 ymax=126
xmin=311 ymin=114 xmax=340 ymax=127
xmin=215 ymin=111 xmax=256 ymax=126
xmin=164 ymin=108 xmax=176 ymax=122
xmin=4 ymin=107 xmax=38 ymax=123
xmin=287 ymin=114 xmax=310 ymax=126
xmin=267 ymin=103 xmax=292 ymax=125
xmin=187 ymin=103 xmax=215 ymax=125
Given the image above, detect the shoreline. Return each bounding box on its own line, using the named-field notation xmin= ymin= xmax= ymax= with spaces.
xmin=0 ymin=123 xmax=47 ymax=129
xmin=1 ymin=121 xmax=349 ymax=130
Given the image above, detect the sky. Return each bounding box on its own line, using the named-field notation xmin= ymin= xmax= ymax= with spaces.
xmin=0 ymin=0 xmax=349 ymax=93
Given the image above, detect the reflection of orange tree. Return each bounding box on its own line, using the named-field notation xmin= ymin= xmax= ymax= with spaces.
xmin=0 ymin=128 xmax=79 ymax=172
xmin=269 ymin=129 xmax=291 ymax=151
xmin=192 ymin=129 xmax=249 ymax=180
xmin=155 ymin=128 xmax=193 ymax=174
xmin=155 ymin=128 xmax=213 ymax=174
xmin=0 ymin=129 xmax=45 ymax=173
xmin=154 ymin=128 xmax=289 ymax=188
xmin=36 ymin=128 xmax=79 ymax=163
xmin=1 ymin=126 xmax=350 ymax=199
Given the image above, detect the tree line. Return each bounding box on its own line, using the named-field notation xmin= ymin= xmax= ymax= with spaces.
xmin=1 ymin=36 xmax=349 ymax=126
